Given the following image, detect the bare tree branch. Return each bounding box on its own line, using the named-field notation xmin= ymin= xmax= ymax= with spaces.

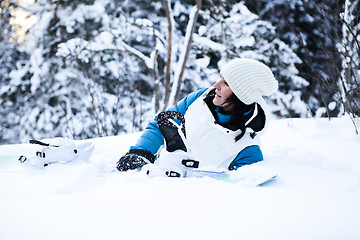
xmin=152 ymin=50 xmax=160 ymax=113
xmin=167 ymin=0 xmax=203 ymax=107
xmin=162 ymin=0 xmax=173 ymax=110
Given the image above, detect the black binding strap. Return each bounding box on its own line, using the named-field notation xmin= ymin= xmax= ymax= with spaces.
xmin=181 ymin=159 xmax=199 ymax=168
xmin=29 ymin=139 xmax=59 ymax=147
xmin=165 ymin=171 xmax=181 ymax=177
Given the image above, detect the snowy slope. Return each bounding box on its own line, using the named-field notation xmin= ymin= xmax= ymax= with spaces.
xmin=1 ymin=117 xmax=360 ymax=240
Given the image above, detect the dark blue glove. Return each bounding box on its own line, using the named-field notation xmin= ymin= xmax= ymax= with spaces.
xmin=116 ymin=149 xmax=155 ymax=172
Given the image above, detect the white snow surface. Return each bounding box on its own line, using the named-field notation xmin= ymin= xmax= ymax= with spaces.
xmin=1 ymin=117 xmax=360 ymax=240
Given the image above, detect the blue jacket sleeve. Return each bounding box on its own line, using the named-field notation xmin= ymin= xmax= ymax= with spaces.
xmin=130 ymin=88 xmax=208 ymax=154
xmin=228 ymin=145 xmax=263 ymax=171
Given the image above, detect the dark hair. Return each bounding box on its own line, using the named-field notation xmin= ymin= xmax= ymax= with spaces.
xmin=208 ymin=89 xmax=255 ymax=142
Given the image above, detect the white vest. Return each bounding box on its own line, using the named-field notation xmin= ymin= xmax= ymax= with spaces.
xmin=184 ymin=93 xmax=264 ymax=171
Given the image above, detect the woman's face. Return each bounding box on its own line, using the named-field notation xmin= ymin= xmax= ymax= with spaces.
xmin=212 ymin=76 xmax=234 ymax=112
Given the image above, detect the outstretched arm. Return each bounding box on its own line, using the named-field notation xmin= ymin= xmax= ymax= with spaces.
xmin=228 ymin=145 xmax=263 ymax=170
xmin=129 ymin=88 xmax=208 ymax=155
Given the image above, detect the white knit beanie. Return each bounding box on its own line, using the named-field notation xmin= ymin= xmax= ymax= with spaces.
xmin=220 ymin=58 xmax=278 ymax=105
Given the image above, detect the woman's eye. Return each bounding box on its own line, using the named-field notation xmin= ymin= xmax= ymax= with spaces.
xmin=224 ymin=81 xmax=229 ymax=86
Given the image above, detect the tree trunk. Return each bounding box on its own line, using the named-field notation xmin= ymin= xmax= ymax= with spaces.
xmin=162 ymin=0 xmax=173 ymax=110
xmin=167 ymin=0 xmax=203 ymax=108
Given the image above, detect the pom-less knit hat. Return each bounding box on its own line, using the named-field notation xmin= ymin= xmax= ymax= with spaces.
xmin=220 ymin=58 xmax=278 ymax=105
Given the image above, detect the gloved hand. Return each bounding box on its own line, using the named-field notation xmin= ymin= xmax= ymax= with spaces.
xmin=116 ymin=149 xmax=156 ymax=171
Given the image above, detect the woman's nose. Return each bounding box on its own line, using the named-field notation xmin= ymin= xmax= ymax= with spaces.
xmin=213 ymin=80 xmax=221 ymax=89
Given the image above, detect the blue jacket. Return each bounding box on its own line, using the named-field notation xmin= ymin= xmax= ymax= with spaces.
xmin=130 ymin=88 xmax=263 ymax=170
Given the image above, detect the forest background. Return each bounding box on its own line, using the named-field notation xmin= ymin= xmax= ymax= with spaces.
xmin=0 ymin=0 xmax=359 ymax=144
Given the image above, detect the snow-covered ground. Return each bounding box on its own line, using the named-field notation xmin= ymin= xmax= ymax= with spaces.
xmin=1 ymin=117 xmax=360 ymax=240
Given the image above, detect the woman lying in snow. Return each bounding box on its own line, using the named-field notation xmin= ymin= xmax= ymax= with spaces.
xmin=116 ymin=58 xmax=278 ymax=174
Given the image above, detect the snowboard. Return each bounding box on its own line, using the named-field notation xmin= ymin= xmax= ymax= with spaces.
xmin=150 ymin=111 xmax=277 ymax=186
xmin=143 ymin=162 xmax=277 ymax=186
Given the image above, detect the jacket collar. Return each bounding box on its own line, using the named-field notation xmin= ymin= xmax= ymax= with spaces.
xmin=203 ymin=95 xmax=265 ymax=132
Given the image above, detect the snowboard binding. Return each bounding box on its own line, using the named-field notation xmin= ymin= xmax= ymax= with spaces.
xmin=145 ymin=111 xmax=200 ymax=178
xmin=19 ymin=137 xmax=94 ymax=168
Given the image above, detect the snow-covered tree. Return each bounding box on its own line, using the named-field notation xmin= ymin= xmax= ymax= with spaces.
xmin=338 ymin=0 xmax=360 ymax=132
xmin=244 ymin=0 xmax=344 ymax=117
xmin=0 ymin=0 xmax=28 ymax=143
xmin=6 ymin=0 xmax=154 ymax=142
xmin=193 ymin=1 xmax=308 ymax=117
xmin=58 ymin=0 xmax=207 ymax=113
xmin=339 ymin=0 xmax=360 ymax=110
xmin=3 ymin=0 xmax=312 ymax=143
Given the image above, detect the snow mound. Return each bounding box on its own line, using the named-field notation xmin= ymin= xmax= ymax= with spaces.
xmin=1 ymin=117 xmax=360 ymax=240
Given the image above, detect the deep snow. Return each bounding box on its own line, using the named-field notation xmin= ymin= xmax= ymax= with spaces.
xmin=1 ymin=117 xmax=360 ymax=240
